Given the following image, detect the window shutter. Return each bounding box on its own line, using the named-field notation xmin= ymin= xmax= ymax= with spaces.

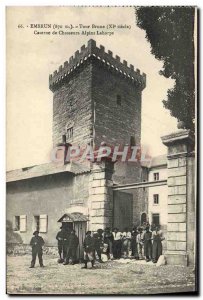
xmin=40 ymin=215 xmax=48 ymax=233
xmin=20 ymin=215 xmax=27 ymax=232
xmin=12 ymin=216 xmax=16 ymax=230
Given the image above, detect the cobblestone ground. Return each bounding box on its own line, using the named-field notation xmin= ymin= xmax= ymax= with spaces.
xmin=7 ymin=255 xmax=196 ymax=295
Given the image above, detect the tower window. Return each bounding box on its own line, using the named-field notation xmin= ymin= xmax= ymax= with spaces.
xmin=153 ymin=194 xmax=159 ymax=205
xmin=153 ymin=172 xmax=159 ymax=181
xmin=66 ymin=127 xmax=73 ymax=139
xmin=130 ymin=136 xmax=136 ymax=146
xmin=117 ymin=95 xmax=121 ymax=106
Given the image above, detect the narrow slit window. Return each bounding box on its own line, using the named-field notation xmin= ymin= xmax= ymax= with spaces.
xmin=153 ymin=172 xmax=159 ymax=181
xmin=153 ymin=194 xmax=159 ymax=205
xmin=66 ymin=126 xmax=73 ymax=139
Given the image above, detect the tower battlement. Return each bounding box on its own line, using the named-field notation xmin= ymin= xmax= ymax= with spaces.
xmin=49 ymin=39 xmax=146 ymax=92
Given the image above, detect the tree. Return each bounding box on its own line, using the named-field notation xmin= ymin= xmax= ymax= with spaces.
xmin=135 ymin=7 xmax=195 ymax=132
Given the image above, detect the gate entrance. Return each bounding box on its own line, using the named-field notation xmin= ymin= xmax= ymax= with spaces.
xmin=113 ymin=191 xmax=133 ymax=231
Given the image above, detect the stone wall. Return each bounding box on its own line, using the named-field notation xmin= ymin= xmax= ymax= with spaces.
xmin=187 ymin=153 xmax=196 ymax=265
xmin=88 ymin=161 xmax=114 ymax=231
xmin=52 ymin=63 xmax=93 ymax=147
xmin=162 ymin=129 xmax=195 ymax=266
xmin=92 ymin=62 xmax=142 ymax=148
xmin=7 ymin=243 xmax=58 ymax=257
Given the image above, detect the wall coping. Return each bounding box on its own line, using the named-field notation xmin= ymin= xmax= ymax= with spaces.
xmin=161 ymin=129 xmax=194 ymax=146
xmin=49 ymin=39 xmax=146 ymax=92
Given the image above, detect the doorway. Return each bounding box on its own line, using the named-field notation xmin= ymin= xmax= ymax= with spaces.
xmin=113 ymin=191 xmax=133 ymax=231
xmin=58 ymin=213 xmax=88 ymax=260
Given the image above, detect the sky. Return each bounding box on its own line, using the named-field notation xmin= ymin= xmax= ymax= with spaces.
xmin=6 ymin=6 xmax=178 ymax=171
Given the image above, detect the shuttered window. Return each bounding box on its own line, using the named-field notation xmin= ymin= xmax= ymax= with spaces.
xmin=34 ymin=215 xmax=48 ymax=233
xmin=39 ymin=215 xmax=48 ymax=233
xmin=13 ymin=215 xmax=27 ymax=232
xmin=13 ymin=216 xmax=20 ymax=231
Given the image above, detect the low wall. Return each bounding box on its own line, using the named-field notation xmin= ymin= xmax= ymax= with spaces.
xmin=6 ymin=243 xmax=59 ymax=257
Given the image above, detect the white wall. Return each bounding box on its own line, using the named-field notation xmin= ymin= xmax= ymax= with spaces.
xmin=148 ymin=166 xmax=168 ymax=227
xmin=148 ymin=166 xmax=167 ymax=182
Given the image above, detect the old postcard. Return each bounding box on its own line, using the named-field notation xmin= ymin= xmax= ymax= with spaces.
xmin=6 ymin=6 xmax=197 ymax=295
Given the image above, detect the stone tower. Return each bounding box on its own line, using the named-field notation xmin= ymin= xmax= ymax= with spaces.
xmin=49 ymin=39 xmax=146 ymax=151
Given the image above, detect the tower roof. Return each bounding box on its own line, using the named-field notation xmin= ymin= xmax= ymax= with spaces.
xmin=49 ymin=39 xmax=146 ymax=92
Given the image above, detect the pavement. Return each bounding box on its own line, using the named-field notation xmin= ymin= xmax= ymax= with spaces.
xmin=6 ymin=255 xmax=196 ymax=295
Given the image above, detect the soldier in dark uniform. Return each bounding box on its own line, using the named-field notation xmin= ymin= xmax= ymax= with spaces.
xmin=104 ymin=227 xmax=114 ymax=260
xmin=30 ymin=231 xmax=45 ymax=268
xmin=63 ymin=227 xmax=71 ymax=265
xmin=94 ymin=229 xmax=104 ymax=263
xmin=152 ymin=226 xmax=165 ymax=263
xmin=82 ymin=231 xmax=95 ymax=269
xmin=56 ymin=226 xmax=66 ymax=263
xmin=143 ymin=225 xmax=152 ymax=262
xmin=131 ymin=226 xmax=139 ymax=259
xmin=66 ymin=230 xmax=79 ymax=264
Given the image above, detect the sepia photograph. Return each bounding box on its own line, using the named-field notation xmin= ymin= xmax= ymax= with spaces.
xmin=6 ymin=6 xmax=197 ymax=295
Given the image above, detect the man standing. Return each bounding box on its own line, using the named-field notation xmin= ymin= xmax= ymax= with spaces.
xmin=66 ymin=229 xmax=79 ymax=264
xmin=30 ymin=231 xmax=45 ymax=268
xmin=143 ymin=225 xmax=152 ymax=262
xmin=104 ymin=227 xmax=114 ymax=260
xmin=63 ymin=227 xmax=71 ymax=265
xmin=112 ymin=228 xmax=122 ymax=259
xmin=82 ymin=231 xmax=95 ymax=269
xmin=122 ymin=227 xmax=132 ymax=258
xmin=56 ymin=226 xmax=65 ymax=263
xmin=94 ymin=229 xmax=104 ymax=263
xmin=136 ymin=227 xmax=144 ymax=259
xmin=152 ymin=226 xmax=165 ymax=263
xmin=131 ymin=226 xmax=139 ymax=259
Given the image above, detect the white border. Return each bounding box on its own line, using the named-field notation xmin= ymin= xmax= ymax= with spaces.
xmin=0 ymin=1 xmax=201 ymax=299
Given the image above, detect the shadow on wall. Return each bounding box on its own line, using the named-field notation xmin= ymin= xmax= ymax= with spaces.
xmin=6 ymin=220 xmax=23 ymax=254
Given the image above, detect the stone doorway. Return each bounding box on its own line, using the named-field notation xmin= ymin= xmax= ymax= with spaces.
xmin=113 ymin=191 xmax=133 ymax=231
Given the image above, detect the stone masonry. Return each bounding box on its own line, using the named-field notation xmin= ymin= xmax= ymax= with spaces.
xmin=49 ymin=39 xmax=146 ymax=150
xmin=49 ymin=39 xmax=146 ymax=230
xmin=162 ymin=129 xmax=195 ymax=265
xmin=88 ymin=160 xmax=114 ymax=231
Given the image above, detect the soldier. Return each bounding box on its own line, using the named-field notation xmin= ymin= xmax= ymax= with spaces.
xmin=131 ymin=226 xmax=139 ymax=259
xmin=122 ymin=227 xmax=132 ymax=258
xmin=143 ymin=225 xmax=152 ymax=262
xmin=63 ymin=227 xmax=71 ymax=265
xmin=82 ymin=231 xmax=95 ymax=269
xmin=152 ymin=225 xmax=165 ymax=263
xmin=66 ymin=229 xmax=79 ymax=264
xmin=94 ymin=229 xmax=104 ymax=263
xmin=104 ymin=227 xmax=114 ymax=260
xmin=56 ymin=226 xmax=65 ymax=263
xmin=112 ymin=228 xmax=122 ymax=259
xmin=29 ymin=231 xmax=45 ymax=268
xmin=136 ymin=227 xmax=144 ymax=259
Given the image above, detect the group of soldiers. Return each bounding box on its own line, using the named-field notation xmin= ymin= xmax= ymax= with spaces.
xmin=29 ymin=223 xmax=165 ymax=268
xmin=56 ymin=226 xmax=79 ymax=265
